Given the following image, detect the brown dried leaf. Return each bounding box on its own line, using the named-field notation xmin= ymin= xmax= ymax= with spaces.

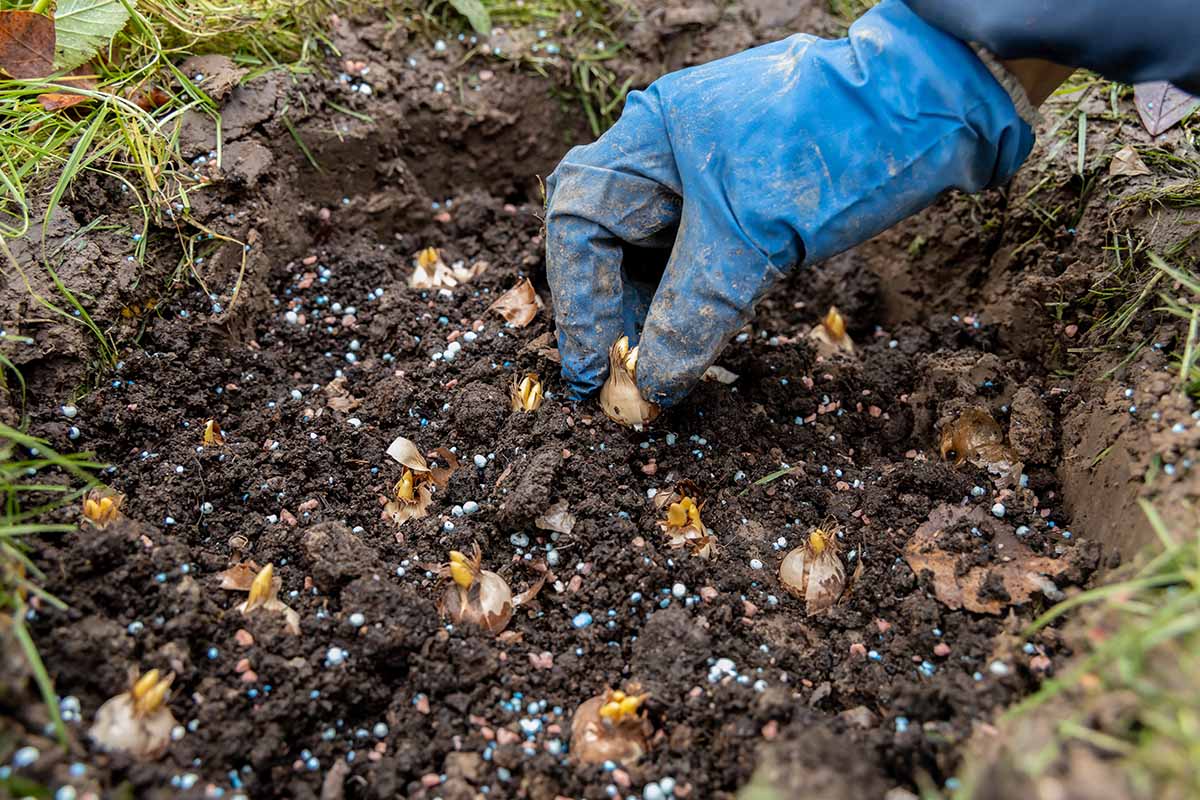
xmin=37 ymin=91 xmax=89 ymax=111
xmin=180 ymin=54 xmax=246 ymax=102
xmin=0 ymin=11 xmax=55 ymax=79
xmin=131 ymin=86 xmax=170 ymax=111
xmin=324 ymin=375 xmax=361 ymax=412
xmin=534 ymin=499 xmax=576 ymax=535
xmin=488 ymin=278 xmax=542 ymax=327
xmin=1134 ymin=81 xmax=1200 ymax=137
xmin=216 ymin=562 xmax=260 ymax=591
xmin=1108 ymin=145 xmax=1151 ymax=177
xmin=903 ymin=504 xmax=1069 ymax=615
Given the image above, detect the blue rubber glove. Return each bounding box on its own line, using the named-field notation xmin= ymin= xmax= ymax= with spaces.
xmin=545 ymin=0 xmax=1033 ymax=408
xmin=906 ymin=0 xmax=1200 ymax=94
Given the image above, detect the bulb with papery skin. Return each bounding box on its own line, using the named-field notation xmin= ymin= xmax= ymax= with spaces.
xmin=440 ymin=547 xmax=514 ymax=634
xmin=89 ymin=668 xmax=178 ymax=760
xmin=779 ymin=525 xmax=846 ymax=615
xmin=600 ymin=337 xmax=659 ymax=428
xmin=570 ymin=686 xmax=651 ymax=765
xmin=807 ymin=306 xmax=855 ymax=358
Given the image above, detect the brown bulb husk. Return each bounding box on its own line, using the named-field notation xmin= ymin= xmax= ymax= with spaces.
xmin=488 ymin=278 xmax=542 ymax=327
xmin=939 ymin=407 xmax=1018 ymax=471
xmin=570 ymin=691 xmax=651 ymax=765
xmin=89 ymin=672 xmax=178 ymax=760
xmin=779 ymin=527 xmax=846 ymax=615
xmin=535 ymin=499 xmax=576 ymax=535
xmin=599 ymin=337 xmax=659 ymax=429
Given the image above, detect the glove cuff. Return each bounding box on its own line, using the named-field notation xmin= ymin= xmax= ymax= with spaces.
xmin=969 ymin=43 xmax=1041 ymax=130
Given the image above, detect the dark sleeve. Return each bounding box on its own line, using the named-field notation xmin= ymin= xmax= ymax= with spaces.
xmin=903 ymin=0 xmax=1200 ymax=94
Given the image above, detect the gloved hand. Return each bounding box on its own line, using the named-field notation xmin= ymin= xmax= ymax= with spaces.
xmin=544 ymin=0 xmax=1034 ymax=408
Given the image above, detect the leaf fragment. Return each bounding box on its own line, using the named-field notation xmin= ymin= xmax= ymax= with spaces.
xmin=1134 ymin=81 xmax=1200 ymax=137
xmin=54 ymin=0 xmax=130 ymax=72
xmin=0 ymin=11 xmax=55 ymax=79
xmin=1108 ymin=145 xmax=1151 ymax=177
xmin=903 ymin=504 xmax=1070 ymax=615
xmin=448 ymin=0 xmax=492 ymax=35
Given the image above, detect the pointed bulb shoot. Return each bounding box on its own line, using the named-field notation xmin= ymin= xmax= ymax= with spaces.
xmin=511 ymin=373 xmax=544 ymax=412
xmin=395 ymin=469 xmax=415 ymax=503
xmin=82 ymin=490 xmax=123 ymax=529
xmin=131 ymin=669 xmax=161 ymax=703
xmin=449 ymin=550 xmax=474 ymax=588
xmin=417 ymin=246 xmax=440 ymax=270
xmin=203 ymin=418 xmax=224 ymax=446
xmin=245 ymin=563 xmax=274 ymax=612
xmin=822 ymin=307 xmax=847 ymax=341
xmin=132 ymin=671 xmax=173 ymax=717
xmin=808 ymin=306 xmax=855 ymax=357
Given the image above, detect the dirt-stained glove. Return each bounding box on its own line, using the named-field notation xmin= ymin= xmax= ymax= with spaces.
xmin=906 ymin=0 xmax=1200 ymax=94
xmin=544 ymin=0 xmax=1033 ymax=408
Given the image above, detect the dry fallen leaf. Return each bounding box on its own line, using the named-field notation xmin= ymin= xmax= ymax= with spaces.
xmin=1134 ymin=81 xmax=1200 ymax=137
xmin=488 ymin=278 xmax=542 ymax=327
xmin=324 ymin=375 xmax=361 ymax=412
xmin=903 ymin=504 xmax=1070 ymax=615
xmin=535 ymin=499 xmax=576 ymax=535
xmin=0 ymin=11 xmax=55 ymax=79
xmin=702 ymin=365 xmax=739 ymax=384
xmin=37 ymin=91 xmax=90 ymax=112
xmin=1108 ymin=145 xmax=1151 ymax=177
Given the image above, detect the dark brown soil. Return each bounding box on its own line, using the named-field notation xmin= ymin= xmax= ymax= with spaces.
xmin=2 ymin=3 xmax=1198 ymax=800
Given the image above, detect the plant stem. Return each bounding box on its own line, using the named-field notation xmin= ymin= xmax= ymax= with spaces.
xmin=31 ymin=0 xmax=52 ymax=15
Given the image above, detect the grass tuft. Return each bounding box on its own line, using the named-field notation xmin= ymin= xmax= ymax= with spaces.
xmin=0 ymin=422 xmax=103 ymax=746
xmin=987 ymin=501 xmax=1200 ymax=798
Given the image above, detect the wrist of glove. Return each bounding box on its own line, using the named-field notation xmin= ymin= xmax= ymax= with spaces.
xmin=545 ymin=0 xmax=1035 ymax=409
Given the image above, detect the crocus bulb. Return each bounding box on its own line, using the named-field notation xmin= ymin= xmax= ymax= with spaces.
xmin=384 ymin=436 xmax=435 ymax=525
xmin=410 ymin=247 xmax=486 ymax=289
xmin=439 ymin=545 xmax=514 ymax=634
xmin=571 ymin=685 xmax=651 ymax=765
xmin=807 ymin=306 xmax=855 ymax=358
xmin=203 ymin=418 xmax=224 ymax=446
xmin=89 ymin=668 xmax=178 ymax=760
xmin=599 ymin=336 xmax=659 ymax=429
xmin=657 ymin=484 xmax=716 ymax=559
xmin=779 ymin=525 xmax=846 ymax=615
xmin=939 ymin=407 xmax=1016 ymax=471
xmin=82 ymin=489 xmax=123 ymax=529
xmin=511 ymin=373 xmax=544 ymax=412
xmin=236 ymin=563 xmax=301 ymax=635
